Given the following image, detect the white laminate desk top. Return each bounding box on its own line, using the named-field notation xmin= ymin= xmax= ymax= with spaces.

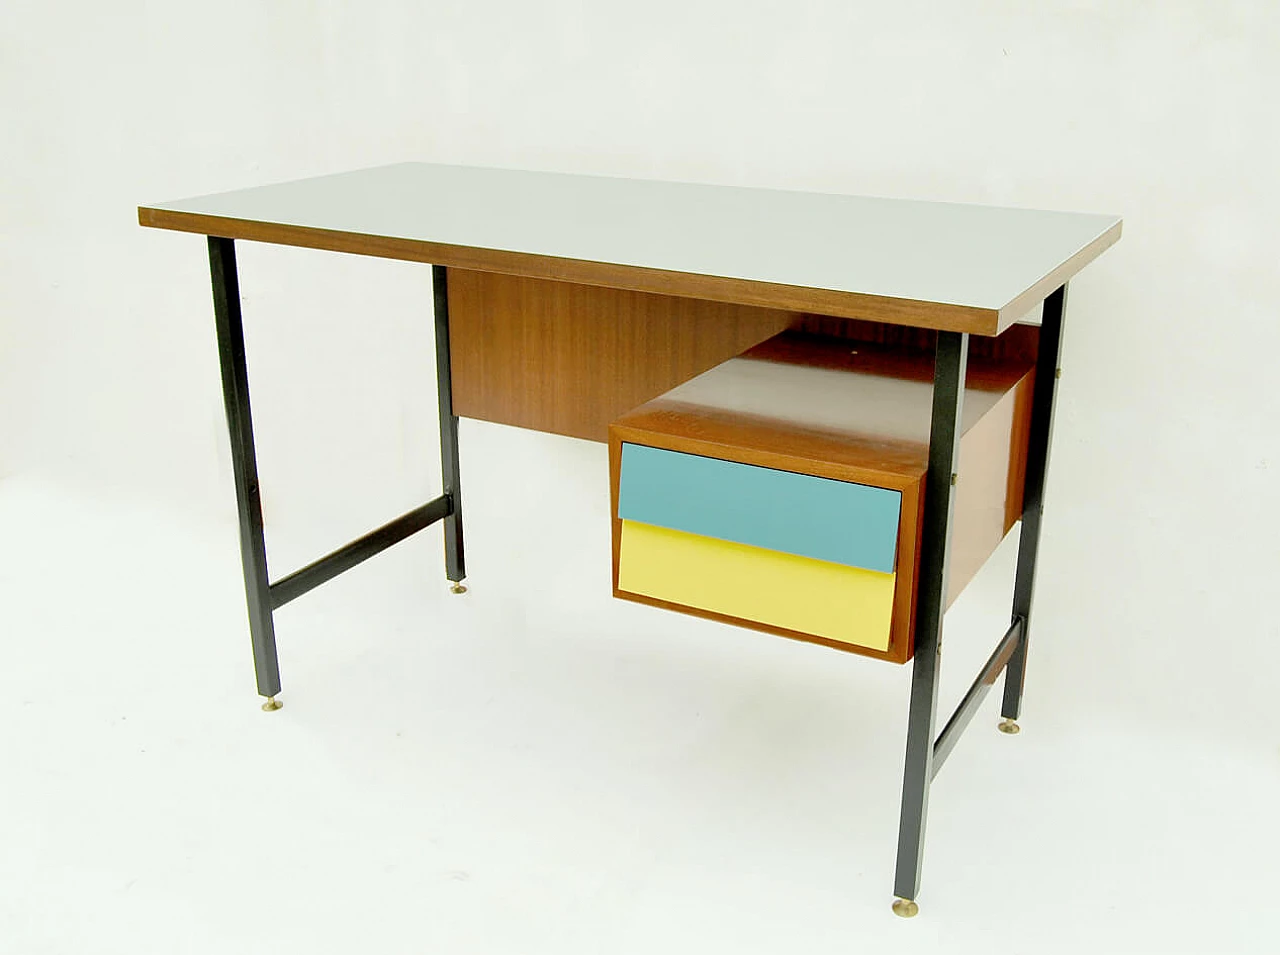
xmin=140 ymin=163 xmax=1120 ymax=334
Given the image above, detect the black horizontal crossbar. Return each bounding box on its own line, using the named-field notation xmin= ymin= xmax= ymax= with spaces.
xmin=931 ymin=617 xmax=1025 ymax=779
xmin=269 ymin=494 xmax=453 ymax=610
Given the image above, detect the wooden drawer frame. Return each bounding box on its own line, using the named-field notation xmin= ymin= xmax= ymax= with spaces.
xmin=610 ymin=425 xmax=925 ymax=663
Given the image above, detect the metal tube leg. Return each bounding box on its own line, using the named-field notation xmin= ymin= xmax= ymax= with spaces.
xmin=1001 ymin=285 xmax=1068 ymax=724
xmin=208 ymin=237 xmax=282 ymax=707
xmin=432 ymin=265 xmax=466 ymax=591
xmin=892 ymin=330 xmax=969 ymax=915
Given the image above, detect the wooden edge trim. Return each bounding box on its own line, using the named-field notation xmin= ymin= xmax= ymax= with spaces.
xmin=137 ymin=206 xmax=1003 ymax=335
xmin=888 ymin=479 xmax=924 ymax=663
xmin=609 ymin=423 xmax=923 ymax=491
xmin=609 ymin=435 xmax=624 ymax=594
xmin=1004 ymin=367 xmax=1036 ymax=532
xmin=996 ymin=219 xmax=1123 ymax=331
xmin=612 ymin=587 xmax=907 ymax=664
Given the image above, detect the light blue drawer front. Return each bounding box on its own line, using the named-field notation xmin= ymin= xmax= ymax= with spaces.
xmin=618 ymin=443 xmax=901 ymax=574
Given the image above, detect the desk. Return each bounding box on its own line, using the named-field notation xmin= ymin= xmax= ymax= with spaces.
xmin=138 ymin=163 xmax=1121 ymax=916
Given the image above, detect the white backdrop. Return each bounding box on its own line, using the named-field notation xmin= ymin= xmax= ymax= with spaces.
xmin=2 ymin=0 xmax=1277 ymax=785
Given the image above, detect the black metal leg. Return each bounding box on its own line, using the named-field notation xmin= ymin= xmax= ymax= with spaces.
xmin=1001 ymin=284 xmax=1068 ymax=722
xmin=204 ymin=243 xmax=463 ymax=706
xmin=432 ymin=265 xmax=466 ymax=587
xmin=209 ymin=237 xmax=282 ymax=704
xmin=892 ymin=330 xmax=969 ymax=914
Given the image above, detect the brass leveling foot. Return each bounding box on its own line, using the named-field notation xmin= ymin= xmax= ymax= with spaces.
xmin=892 ymin=898 xmax=919 ymax=918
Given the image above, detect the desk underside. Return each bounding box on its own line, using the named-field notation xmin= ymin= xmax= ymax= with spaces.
xmin=448 ymin=269 xmax=1038 ymax=443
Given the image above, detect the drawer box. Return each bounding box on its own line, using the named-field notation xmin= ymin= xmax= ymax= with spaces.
xmin=618 ymin=443 xmax=902 ymax=574
xmin=619 ymin=520 xmax=897 ymax=651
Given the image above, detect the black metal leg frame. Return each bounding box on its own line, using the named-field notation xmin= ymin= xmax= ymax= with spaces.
xmin=207 ymin=238 xmax=466 ymax=710
xmin=209 ymin=231 xmax=1065 ymax=912
xmin=891 ymin=285 xmax=1067 ymax=916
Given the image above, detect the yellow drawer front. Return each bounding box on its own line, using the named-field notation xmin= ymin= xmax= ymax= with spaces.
xmin=618 ymin=520 xmax=895 ymax=651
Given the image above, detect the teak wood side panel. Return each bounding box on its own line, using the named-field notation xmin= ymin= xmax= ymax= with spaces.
xmin=446 ymin=270 xmax=797 ymax=442
xmin=947 ymin=370 xmax=1033 ymax=604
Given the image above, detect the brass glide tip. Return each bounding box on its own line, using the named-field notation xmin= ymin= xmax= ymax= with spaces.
xmin=261 ymin=696 xmax=283 ymax=712
xmin=998 ymin=718 xmax=1020 ymax=735
xmin=449 ymin=581 xmax=468 ymax=595
xmin=892 ymin=898 xmax=919 ymax=918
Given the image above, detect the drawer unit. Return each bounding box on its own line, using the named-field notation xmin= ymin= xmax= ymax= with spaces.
xmin=609 ymin=331 xmax=1036 ymax=664
xmin=616 ymin=444 xmax=903 ymax=652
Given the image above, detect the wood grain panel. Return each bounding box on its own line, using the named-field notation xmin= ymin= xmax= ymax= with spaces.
xmin=1005 ymin=367 xmax=1035 ymax=530
xmin=793 ymin=315 xmax=1041 ymax=365
xmin=947 ymin=372 xmax=1034 ymax=604
xmin=446 ymin=270 xmax=796 ymax=441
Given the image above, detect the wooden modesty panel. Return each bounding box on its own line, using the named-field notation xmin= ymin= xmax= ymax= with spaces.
xmin=446 ymin=270 xmax=796 ymax=442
